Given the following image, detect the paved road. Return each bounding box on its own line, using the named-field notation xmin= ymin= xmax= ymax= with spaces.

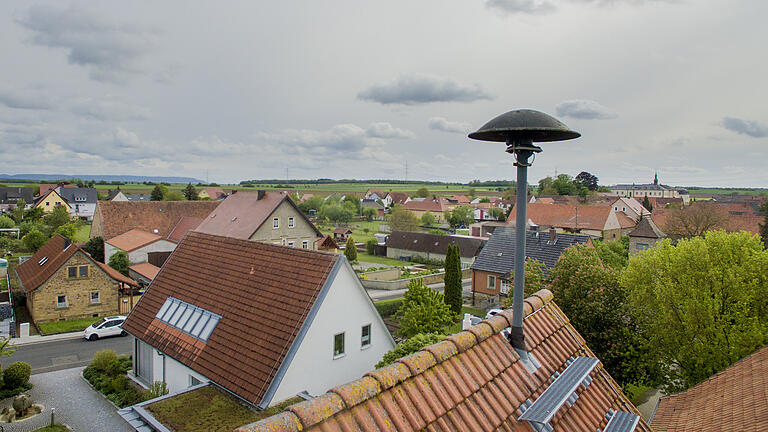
xmin=7 ymin=336 xmax=132 ymax=374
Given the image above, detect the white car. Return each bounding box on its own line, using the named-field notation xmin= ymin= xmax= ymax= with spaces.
xmin=84 ymin=316 xmax=128 ymax=341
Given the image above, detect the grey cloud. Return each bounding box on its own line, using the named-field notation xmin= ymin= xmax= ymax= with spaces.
xmin=720 ymin=117 xmax=768 ymax=138
xmin=555 ymin=99 xmax=618 ymax=120
xmin=70 ymin=98 xmax=151 ymax=121
xmin=486 ymin=0 xmax=556 ymax=15
xmin=17 ymin=6 xmax=155 ymax=83
xmin=428 ymin=117 xmax=472 ymax=134
xmin=365 ymin=122 xmax=414 ymax=139
xmin=357 ymin=74 xmax=493 ymax=105
xmin=0 ymin=89 xmax=52 ymax=110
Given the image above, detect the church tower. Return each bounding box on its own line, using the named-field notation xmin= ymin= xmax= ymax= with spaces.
xmin=653 ymin=172 xmax=658 ymax=185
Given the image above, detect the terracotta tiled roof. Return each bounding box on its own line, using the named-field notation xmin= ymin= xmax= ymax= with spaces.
xmin=616 ymin=212 xmax=637 ymax=229
xmin=106 ymin=229 xmax=162 ymax=252
xmin=95 ymin=201 xmax=220 ymax=241
xmin=536 ymin=197 xmax=555 ymax=204
xmin=37 ymin=184 xmax=56 ymax=197
xmin=317 ymin=234 xmax=339 ymax=251
xmin=333 ymin=228 xmax=353 ymax=235
xmin=121 ymin=231 xmax=339 ymax=407
xmin=203 ymin=187 xmax=227 ymax=200
xmin=16 ymin=235 xmax=136 ymax=293
xmin=403 ymin=199 xmax=447 ymax=212
xmin=238 ymin=289 xmax=650 ymax=432
xmin=387 ymin=192 xmax=410 ymax=204
xmin=194 ymin=192 xmax=322 ymax=240
xmin=727 ymin=213 xmax=763 ymax=234
xmin=129 ymin=262 xmax=161 ymax=280
xmin=508 ymin=203 xmax=613 ymax=231
xmin=629 ymin=217 xmax=665 ymax=239
xmin=652 ymin=345 xmax=768 ymax=432
xmin=650 ymin=208 xmax=674 ymax=230
xmin=166 ymin=216 xmax=204 ymax=243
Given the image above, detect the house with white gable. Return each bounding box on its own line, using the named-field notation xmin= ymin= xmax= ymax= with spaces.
xmin=121 ymin=231 xmax=394 ymax=411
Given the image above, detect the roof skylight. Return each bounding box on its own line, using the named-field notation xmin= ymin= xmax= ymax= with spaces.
xmin=155 ymin=296 xmax=221 ymax=341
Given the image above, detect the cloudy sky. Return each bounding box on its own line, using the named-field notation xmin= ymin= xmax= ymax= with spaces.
xmin=1 ymin=0 xmax=766 ymax=187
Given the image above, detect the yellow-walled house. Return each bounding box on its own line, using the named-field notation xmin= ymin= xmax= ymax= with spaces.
xmin=33 ymin=189 xmax=71 ymax=213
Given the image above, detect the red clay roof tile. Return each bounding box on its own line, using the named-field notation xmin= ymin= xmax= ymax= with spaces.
xmin=105 ymin=228 xmax=162 ymax=252
xmin=96 ymin=201 xmax=219 ymax=241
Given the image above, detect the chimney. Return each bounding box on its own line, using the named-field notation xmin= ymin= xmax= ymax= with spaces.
xmin=462 ymin=313 xmax=473 ymax=330
xmin=549 ymin=228 xmax=556 ymax=243
xmin=231 ymin=189 xmax=237 ymax=194
xmin=257 ymin=190 xmax=266 ymax=200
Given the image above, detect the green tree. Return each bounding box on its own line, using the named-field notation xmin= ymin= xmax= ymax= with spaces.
xmin=108 ymin=251 xmax=130 ymax=277
xmin=365 ymin=239 xmax=377 ymax=255
xmin=642 ymin=195 xmax=653 ymax=212
xmin=43 ymin=206 xmax=71 ymax=232
xmin=183 ymin=183 xmax=199 ymax=200
xmin=759 ymin=200 xmax=768 ymax=248
xmin=164 ymin=190 xmax=185 ymax=201
xmin=479 ymin=197 xmax=490 ymax=203
xmin=445 ymin=206 xmax=474 ymax=229
xmin=298 ymin=196 xmax=325 ymax=214
xmin=397 ymin=279 xmax=455 ymax=338
xmin=502 ymin=259 xmax=546 ymax=307
xmin=83 ymin=236 xmax=105 ymax=262
xmin=53 ymin=222 xmax=79 ymax=239
xmin=488 ymin=207 xmax=505 ymax=221
xmin=443 ymin=244 xmax=463 ymax=314
xmin=150 ymin=184 xmax=167 ymax=201
xmin=593 ymin=236 xmax=630 ymax=269
xmin=376 ymin=333 xmax=444 ymax=368
xmin=362 ymin=207 xmax=376 ymax=222
xmin=22 ymin=207 xmax=44 ymax=222
xmin=387 ymin=206 xmax=420 ymax=232
xmin=415 ymin=187 xmax=429 ymax=198
xmin=319 ymin=202 xmax=354 ymax=223
xmin=0 ymin=215 xmax=14 ymax=229
xmin=420 ymin=211 xmax=435 ymax=226
xmin=344 ymin=237 xmax=357 ymax=262
xmin=10 ymin=200 xmax=25 ymax=223
xmin=343 ymin=195 xmax=362 ymax=215
xmin=574 ymin=171 xmax=599 ymax=191
xmin=22 ymin=229 xmax=47 ymax=251
xmin=552 ymin=246 xmax=655 ymax=389
xmin=622 ymin=231 xmax=768 ymax=392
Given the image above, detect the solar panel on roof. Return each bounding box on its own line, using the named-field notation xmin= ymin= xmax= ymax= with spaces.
xmin=601 ymin=411 xmax=639 ymax=432
xmin=518 ymin=356 xmax=599 ymax=424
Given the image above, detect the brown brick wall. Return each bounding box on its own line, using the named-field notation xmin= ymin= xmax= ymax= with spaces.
xmin=29 ymin=251 xmax=120 ymax=323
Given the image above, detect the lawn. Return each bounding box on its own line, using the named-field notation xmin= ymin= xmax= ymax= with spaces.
xmin=443 ymin=306 xmax=490 ymax=335
xmin=72 ymin=223 xmax=91 ymax=243
xmin=356 ymin=253 xmax=412 ymax=266
xmin=38 ymin=316 xmax=105 ymax=335
xmin=31 ymin=425 xmax=70 ymax=432
xmin=147 ymin=385 xmax=301 ymax=432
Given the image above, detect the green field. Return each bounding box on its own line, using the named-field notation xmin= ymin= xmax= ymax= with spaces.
xmin=688 ymin=188 xmax=768 ymax=196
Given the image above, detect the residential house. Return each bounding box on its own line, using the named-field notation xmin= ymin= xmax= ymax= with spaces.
xmin=652 ymin=345 xmax=768 ymax=432
xmin=121 ymin=232 xmax=394 ymax=410
xmin=361 ymin=199 xmax=385 ymax=218
xmin=32 ymin=188 xmax=71 ymax=214
xmin=128 ymin=262 xmax=160 ymax=287
xmin=198 ymin=187 xmax=227 ymax=200
xmin=195 ymin=191 xmax=323 ymax=249
xmin=105 ymin=189 xmax=129 ymax=201
xmin=611 ymin=197 xmax=651 ymax=222
xmin=38 ymin=183 xmax=75 ymax=197
xmin=403 ymin=198 xmax=448 ymax=223
xmin=56 ymin=187 xmax=98 ymax=220
xmin=104 ymin=229 xmax=177 ymax=265
xmin=385 ymin=231 xmax=485 ymax=265
xmin=240 ymin=289 xmax=650 ymax=432
xmin=125 ymin=194 xmax=151 ymax=202
xmin=508 ymin=202 xmax=635 ymax=240
xmin=384 ymin=191 xmax=410 ymax=207
xmin=333 ymin=228 xmax=353 ymax=242
xmin=611 ymin=173 xmax=690 ymax=205
xmin=469 ymin=220 xmax=509 ymax=237
xmin=90 ymin=200 xmax=220 ymax=241
xmin=364 ymin=188 xmax=384 ymax=201
xmin=471 ymin=227 xmax=592 ymax=297
xmin=628 ymin=217 xmax=665 ymax=254
xmin=317 ymin=234 xmax=340 ymax=253
xmin=15 ymin=235 xmax=137 ymax=323
xmin=0 ymin=187 xmax=34 ymax=212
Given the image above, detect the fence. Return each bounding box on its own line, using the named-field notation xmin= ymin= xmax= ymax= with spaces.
xmin=119 ymin=293 xmax=143 ymax=314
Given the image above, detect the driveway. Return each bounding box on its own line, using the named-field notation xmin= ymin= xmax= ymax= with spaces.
xmin=0 ymin=366 xmax=132 ymax=432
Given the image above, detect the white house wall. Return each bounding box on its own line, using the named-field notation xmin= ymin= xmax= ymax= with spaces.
xmin=136 ymin=338 xmax=210 ymax=393
xmin=269 ymin=262 xmax=394 ymax=405
xmin=127 ymin=240 xmax=177 ymax=265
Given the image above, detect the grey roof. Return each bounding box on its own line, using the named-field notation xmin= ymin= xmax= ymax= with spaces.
xmin=0 ymin=187 xmax=34 ymax=205
xmin=471 ymin=227 xmax=591 ymax=275
xmin=56 ymin=187 xmax=98 ymax=204
xmin=386 ymin=231 xmax=485 ymax=258
xmin=126 ymin=194 xmax=151 ymax=201
xmin=361 ymin=199 xmax=384 ymax=209
xmin=612 ymin=183 xmax=673 ymax=191
xmin=105 ymin=189 xmax=123 ymax=200
xmin=628 ymin=217 xmax=665 ymax=239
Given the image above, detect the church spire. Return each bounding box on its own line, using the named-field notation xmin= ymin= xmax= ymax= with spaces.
xmin=653 ymin=172 xmax=658 ymax=185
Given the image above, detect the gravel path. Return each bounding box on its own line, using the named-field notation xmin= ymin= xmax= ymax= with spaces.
xmin=0 ymin=366 xmax=132 ymax=432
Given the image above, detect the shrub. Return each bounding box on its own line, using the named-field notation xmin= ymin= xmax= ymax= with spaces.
xmin=374 ymin=299 xmax=403 ymax=318
xmin=111 ymin=375 xmax=128 ymax=394
xmin=145 ymin=381 xmax=169 ymax=399
xmin=376 ymin=333 xmax=444 ymax=368
xmin=366 ymin=239 xmax=377 ymax=255
xmin=92 ymin=349 xmax=118 ymax=373
xmin=3 ymin=362 xmax=31 ymax=389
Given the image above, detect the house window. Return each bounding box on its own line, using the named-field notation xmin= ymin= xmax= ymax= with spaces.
xmin=333 ymin=332 xmax=345 ymax=358
xmin=189 ymin=375 xmax=202 ymax=387
xmin=79 ymin=265 xmax=88 ymax=277
xmin=637 ymin=243 xmax=650 ymax=250
xmin=302 ymin=240 xmax=308 ymax=249
xmin=287 ymin=241 xmax=294 ymax=247
xmin=90 ymin=291 xmax=100 ymax=304
xmin=288 ymin=217 xmax=295 ymax=228
xmin=500 ymin=279 xmax=511 ymax=295
xmin=361 ymin=324 xmax=371 ymax=348
xmin=273 ymin=217 xmax=279 ymax=229
xmin=57 ymin=295 xmax=67 ymax=308
xmin=46 ymin=202 xmax=50 ymax=206
xmin=488 ymin=275 xmax=496 ymax=289
xmin=68 ymin=266 xmax=77 ymax=278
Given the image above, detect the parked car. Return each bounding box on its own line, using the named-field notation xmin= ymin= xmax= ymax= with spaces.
xmin=84 ymin=315 xmax=127 ymax=341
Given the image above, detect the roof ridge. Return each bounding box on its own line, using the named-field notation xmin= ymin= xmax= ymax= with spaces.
xmin=239 ymin=289 xmax=555 ymax=431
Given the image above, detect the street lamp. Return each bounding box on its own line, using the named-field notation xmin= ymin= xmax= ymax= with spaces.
xmin=469 ymin=109 xmax=580 ymax=362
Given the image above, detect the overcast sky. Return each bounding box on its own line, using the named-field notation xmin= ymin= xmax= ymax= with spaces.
xmin=1 ymin=1 xmax=766 ymax=187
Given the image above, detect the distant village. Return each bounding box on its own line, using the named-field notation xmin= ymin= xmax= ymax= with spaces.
xmin=0 ymin=173 xmax=765 ymax=432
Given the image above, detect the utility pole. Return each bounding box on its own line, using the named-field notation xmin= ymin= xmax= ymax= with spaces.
xmin=405 ymin=160 xmax=408 ymax=182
